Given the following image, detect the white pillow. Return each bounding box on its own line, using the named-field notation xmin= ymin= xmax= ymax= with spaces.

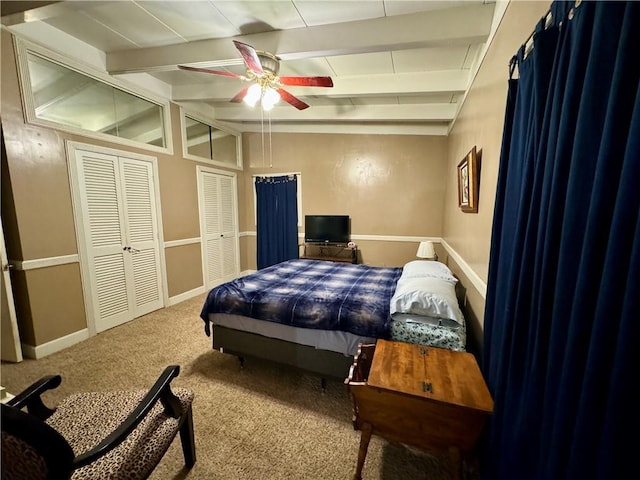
xmin=390 ymin=276 xmax=464 ymax=326
xmin=401 ymin=260 xmax=458 ymax=284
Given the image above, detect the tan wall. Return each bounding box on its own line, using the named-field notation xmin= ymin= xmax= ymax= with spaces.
xmin=241 ymin=132 xmax=448 ymax=270
xmin=0 ymin=30 xmax=231 ymax=347
xmin=24 ymin=264 xmax=86 ymax=345
xmin=1 ymin=1 xmax=551 ymax=351
xmin=165 ymin=243 xmax=204 ymax=298
xmin=442 ymin=0 xmax=551 ymax=348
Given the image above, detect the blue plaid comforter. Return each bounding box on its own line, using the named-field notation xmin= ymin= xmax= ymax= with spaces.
xmin=200 ymin=259 xmax=402 ymax=338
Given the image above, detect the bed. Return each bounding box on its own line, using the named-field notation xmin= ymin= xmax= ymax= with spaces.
xmin=200 ymin=258 xmax=466 ymax=379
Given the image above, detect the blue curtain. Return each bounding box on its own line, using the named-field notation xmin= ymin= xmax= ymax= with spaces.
xmin=255 ymin=175 xmax=299 ymax=269
xmin=483 ymin=2 xmax=640 ymax=479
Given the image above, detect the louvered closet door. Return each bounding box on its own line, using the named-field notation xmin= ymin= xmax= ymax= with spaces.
xmin=76 ymin=151 xmax=132 ymax=332
xmin=200 ymin=170 xmax=238 ymax=288
xmin=119 ymin=158 xmax=163 ymax=318
xmin=218 ymin=175 xmax=238 ymax=279
xmin=76 ymin=150 xmax=162 ymax=333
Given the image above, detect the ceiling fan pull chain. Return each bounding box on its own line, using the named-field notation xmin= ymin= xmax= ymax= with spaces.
xmin=261 ymin=105 xmax=265 ymax=168
xmin=269 ymin=112 xmax=273 ymax=168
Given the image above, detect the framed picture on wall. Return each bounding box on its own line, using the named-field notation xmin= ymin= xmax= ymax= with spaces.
xmin=457 ymin=146 xmax=479 ymax=213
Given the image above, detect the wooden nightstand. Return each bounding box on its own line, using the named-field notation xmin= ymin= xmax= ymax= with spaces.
xmin=345 ymin=340 xmax=493 ymax=480
xmin=299 ymin=243 xmax=358 ymax=263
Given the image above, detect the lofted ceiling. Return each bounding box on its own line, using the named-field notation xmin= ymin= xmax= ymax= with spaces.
xmin=2 ymin=1 xmax=499 ymax=135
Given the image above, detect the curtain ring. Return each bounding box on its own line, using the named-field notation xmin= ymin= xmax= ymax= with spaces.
xmin=508 ymin=56 xmax=517 ymax=79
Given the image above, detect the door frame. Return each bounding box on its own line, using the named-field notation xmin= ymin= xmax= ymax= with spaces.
xmin=66 ymin=141 xmax=168 ymax=336
xmin=196 ymin=166 xmax=240 ymax=289
xmin=0 ymin=216 xmax=23 ymax=362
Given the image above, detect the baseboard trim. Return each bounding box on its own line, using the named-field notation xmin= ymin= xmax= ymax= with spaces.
xmin=21 ymin=329 xmax=90 ymax=359
xmin=168 ymin=286 xmax=206 ymax=306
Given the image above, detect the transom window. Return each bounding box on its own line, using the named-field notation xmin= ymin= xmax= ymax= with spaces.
xmin=16 ymin=40 xmax=171 ymax=153
xmin=181 ymin=112 xmax=242 ymax=169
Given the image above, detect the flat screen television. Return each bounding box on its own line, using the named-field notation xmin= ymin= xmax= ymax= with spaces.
xmin=304 ymin=215 xmax=350 ymax=244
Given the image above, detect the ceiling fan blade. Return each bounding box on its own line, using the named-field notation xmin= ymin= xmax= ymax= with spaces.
xmin=230 ymin=86 xmax=249 ymax=103
xmin=277 ymin=88 xmax=309 ymax=110
xmin=279 ymin=76 xmax=334 ymax=88
xmin=233 ymin=40 xmax=264 ymax=75
xmin=178 ymin=65 xmax=242 ymax=79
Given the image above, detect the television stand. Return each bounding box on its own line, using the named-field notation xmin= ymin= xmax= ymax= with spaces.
xmin=300 ymin=243 xmax=358 ymax=264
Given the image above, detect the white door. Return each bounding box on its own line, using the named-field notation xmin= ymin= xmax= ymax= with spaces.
xmin=1 ymin=217 xmax=22 ymax=362
xmin=198 ymin=167 xmax=239 ymax=288
xmin=119 ymin=158 xmax=163 ymax=318
xmin=73 ymin=148 xmax=163 ymax=333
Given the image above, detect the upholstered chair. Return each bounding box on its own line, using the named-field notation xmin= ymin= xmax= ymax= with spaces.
xmin=1 ymin=365 xmax=195 ymax=479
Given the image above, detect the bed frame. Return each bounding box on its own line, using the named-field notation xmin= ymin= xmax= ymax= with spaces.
xmin=212 ymin=325 xmax=355 ymax=380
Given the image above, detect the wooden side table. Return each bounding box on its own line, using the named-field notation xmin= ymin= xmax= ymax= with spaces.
xmin=345 ymin=340 xmax=493 ymax=480
xmin=299 ymin=243 xmax=357 ymax=264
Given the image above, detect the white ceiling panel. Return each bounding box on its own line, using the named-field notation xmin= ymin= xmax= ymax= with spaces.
xmin=293 ymin=0 xmax=386 ymax=26
xmin=3 ymin=0 xmax=499 ymax=134
xmin=136 ymin=1 xmax=240 ymax=41
xmin=303 ymin=96 xmax=353 ymax=106
xmin=351 ymin=96 xmax=399 ymax=106
xmin=213 ymin=1 xmax=306 ymax=32
xmin=384 ymin=1 xmax=480 ymax=16
xmin=327 ymin=51 xmax=393 ymax=76
xmin=398 ymin=93 xmax=455 ymax=104
xmin=44 ymin=12 xmax=138 ymax=52
xmin=393 ymin=45 xmax=472 ymax=73
xmin=76 ymin=2 xmax=185 ymax=48
xmin=278 ymin=57 xmax=334 ymax=77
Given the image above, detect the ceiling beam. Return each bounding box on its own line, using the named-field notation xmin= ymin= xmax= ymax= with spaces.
xmin=1 ymin=1 xmax=62 ymax=27
xmin=238 ymin=122 xmax=450 ymax=136
xmin=172 ymin=70 xmax=468 ymax=102
xmin=106 ymin=4 xmax=494 ymax=74
xmin=212 ymin=103 xmax=457 ymax=123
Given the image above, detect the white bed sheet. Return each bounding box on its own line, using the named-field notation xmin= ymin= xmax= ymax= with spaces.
xmin=208 ymin=313 xmax=377 ymax=357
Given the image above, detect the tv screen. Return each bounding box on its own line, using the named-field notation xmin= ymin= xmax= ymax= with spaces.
xmin=304 ymin=215 xmax=350 ymax=244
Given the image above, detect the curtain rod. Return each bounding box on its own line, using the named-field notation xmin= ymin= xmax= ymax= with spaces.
xmin=251 ymin=172 xmax=300 ymax=178
xmin=510 ymin=8 xmax=552 ymax=75
xmin=523 ymin=9 xmax=553 ymax=58
xmin=520 ymin=0 xmax=583 ymax=62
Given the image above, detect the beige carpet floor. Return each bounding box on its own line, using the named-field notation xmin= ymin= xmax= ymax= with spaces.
xmin=1 ymin=294 xmax=477 ymax=480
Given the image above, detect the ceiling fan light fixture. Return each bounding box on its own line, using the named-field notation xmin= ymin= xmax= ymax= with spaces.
xmin=185 ymin=41 xmax=330 ymax=111
xmin=244 ymin=83 xmax=262 ymax=107
xmin=256 ymin=51 xmax=280 ymax=76
xmin=262 ymin=87 xmax=281 ymax=111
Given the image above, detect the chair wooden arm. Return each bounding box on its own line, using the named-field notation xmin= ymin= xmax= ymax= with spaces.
xmin=72 ymin=365 xmax=184 ymax=469
xmin=7 ymin=374 xmax=61 ymax=420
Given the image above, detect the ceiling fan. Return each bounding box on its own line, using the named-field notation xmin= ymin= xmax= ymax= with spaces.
xmin=178 ymin=40 xmax=334 ymax=111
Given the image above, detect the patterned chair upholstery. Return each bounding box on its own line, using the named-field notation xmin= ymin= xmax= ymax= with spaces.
xmin=1 ymin=365 xmax=195 ymax=480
